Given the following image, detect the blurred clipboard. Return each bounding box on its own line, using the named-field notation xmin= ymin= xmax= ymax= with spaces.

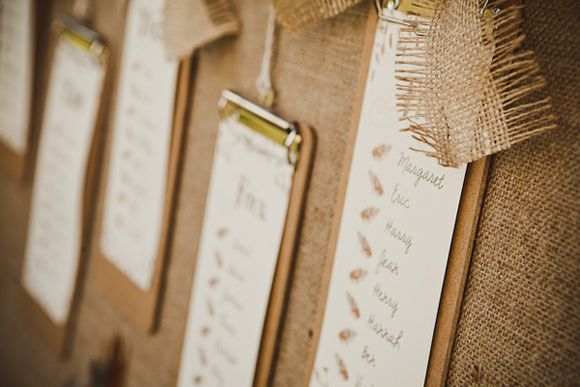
xmin=92 ymin=59 xmax=191 ymax=333
xmin=175 ymin=90 xmax=314 ymax=387
xmin=21 ymin=15 xmax=109 ymax=356
xmin=0 ymin=0 xmax=35 ymax=178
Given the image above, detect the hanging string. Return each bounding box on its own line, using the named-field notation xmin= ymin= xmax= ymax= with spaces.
xmin=255 ymin=4 xmax=277 ymax=108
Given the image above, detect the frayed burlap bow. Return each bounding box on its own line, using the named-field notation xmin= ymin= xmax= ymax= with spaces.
xmin=396 ymin=0 xmax=556 ymax=166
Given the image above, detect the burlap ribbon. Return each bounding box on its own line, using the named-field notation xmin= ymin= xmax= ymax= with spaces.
xmin=163 ymin=0 xmax=239 ymax=59
xmin=396 ymin=0 xmax=556 ymax=166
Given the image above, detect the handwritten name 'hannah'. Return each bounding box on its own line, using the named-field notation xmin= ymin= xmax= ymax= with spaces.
xmin=367 ymin=314 xmax=403 ymax=350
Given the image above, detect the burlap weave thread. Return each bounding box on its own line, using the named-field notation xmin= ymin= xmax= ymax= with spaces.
xmin=396 ymin=0 xmax=556 ymax=166
xmin=272 ymin=0 xmax=362 ymax=28
xmin=163 ymin=0 xmax=239 ymax=59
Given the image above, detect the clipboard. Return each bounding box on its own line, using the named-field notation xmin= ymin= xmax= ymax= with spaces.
xmin=305 ymin=5 xmax=490 ymax=387
xmin=0 ymin=0 xmax=35 ymax=179
xmin=91 ymin=51 xmax=193 ymax=333
xmin=223 ymin=90 xmax=315 ymax=387
xmin=174 ymin=90 xmax=315 ymax=387
xmin=21 ymin=15 xmax=109 ymax=356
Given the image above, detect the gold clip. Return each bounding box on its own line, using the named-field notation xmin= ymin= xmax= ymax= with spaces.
xmin=218 ymin=90 xmax=302 ymax=166
xmin=480 ymin=0 xmax=501 ymax=41
xmin=373 ymin=0 xmax=416 ymax=26
xmin=54 ymin=15 xmax=106 ymax=61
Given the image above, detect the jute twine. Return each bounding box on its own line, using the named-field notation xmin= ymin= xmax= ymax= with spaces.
xmin=396 ymin=0 xmax=557 ymax=167
xmin=163 ymin=0 xmax=239 ymax=59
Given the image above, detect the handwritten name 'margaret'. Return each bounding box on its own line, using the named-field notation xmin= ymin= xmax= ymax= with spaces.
xmin=397 ymin=152 xmax=445 ymax=190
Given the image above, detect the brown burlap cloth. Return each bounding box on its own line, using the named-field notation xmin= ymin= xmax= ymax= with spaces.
xmin=163 ymin=0 xmax=366 ymax=58
xmin=396 ymin=0 xmax=556 ymax=167
xmin=163 ymin=0 xmax=239 ymax=59
xmin=446 ymin=0 xmax=580 ymax=384
xmin=272 ymin=0 xmax=362 ymax=28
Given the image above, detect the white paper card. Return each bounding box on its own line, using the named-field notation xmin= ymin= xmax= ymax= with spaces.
xmin=22 ymin=39 xmax=104 ymax=325
xmin=177 ymin=116 xmax=294 ymax=387
xmin=99 ymin=0 xmax=179 ymax=291
xmin=0 ymin=0 xmax=33 ymax=154
xmin=310 ymin=20 xmax=467 ymax=387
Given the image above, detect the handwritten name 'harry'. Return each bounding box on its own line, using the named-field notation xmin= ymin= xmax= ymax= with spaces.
xmin=384 ymin=219 xmax=413 ymax=254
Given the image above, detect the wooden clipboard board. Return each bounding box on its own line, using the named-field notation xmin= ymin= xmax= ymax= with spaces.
xmin=254 ymin=123 xmax=315 ymax=387
xmin=91 ymin=54 xmax=193 ymax=333
xmin=173 ymin=90 xmax=315 ymax=387
xmin=304 ymin=8 xmax=490 ymax=387
xmin=0 ymin=0 xmax=36 ymax=179
xmin=21 ymin=15 xmax=110 ymax=356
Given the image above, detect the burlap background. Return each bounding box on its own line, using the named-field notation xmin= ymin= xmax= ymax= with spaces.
xmin=0 ymin=0 xmax=577 ymax=386
xmin=163 ymin=0 xmax=239 ymax=59
xmin=447 ymin=0 xmax=580 ymax=384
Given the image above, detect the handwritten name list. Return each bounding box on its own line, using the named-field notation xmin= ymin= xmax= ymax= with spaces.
xmin=177 ymin=116 xmax=294 ymax=387
xmin=0 ymin=0 xmax=33 ymax=154
xmin=310 ymin=20 xmax=467 ymax=387
xmin=100 ymin=0 xmax=178 ymax=291
xmin=22 ymin=39 xmax=104 ymax=324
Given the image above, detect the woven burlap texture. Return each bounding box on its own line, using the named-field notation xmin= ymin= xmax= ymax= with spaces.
xmin=163 ymin=0 xmax=239 ymax=59
xmin=447 ymin=0 xmax=580 ymax=384
xmin=272 ymin=0 xmax=362 ymax=28
xmin=396 ymin=0 xmax=556 ymax=167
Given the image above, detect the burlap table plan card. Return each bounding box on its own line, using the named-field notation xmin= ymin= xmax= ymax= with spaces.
xmin=306 ymin=2 xmax=489 ymax=386
xmin=0 ymin=0 xmax=35 ymax=178
xmin=20 ymin=14 xmax=108 ymax=355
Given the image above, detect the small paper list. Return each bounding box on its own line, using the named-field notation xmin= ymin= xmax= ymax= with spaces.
xmin=22 ymin=40 xmax=104 ymax=325
xmin=310 ymin=20 xmax=467 ymax=387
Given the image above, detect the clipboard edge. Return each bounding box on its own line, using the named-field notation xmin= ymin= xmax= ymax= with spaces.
xmin=253 ymin=122 xmax=316 ymax=387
